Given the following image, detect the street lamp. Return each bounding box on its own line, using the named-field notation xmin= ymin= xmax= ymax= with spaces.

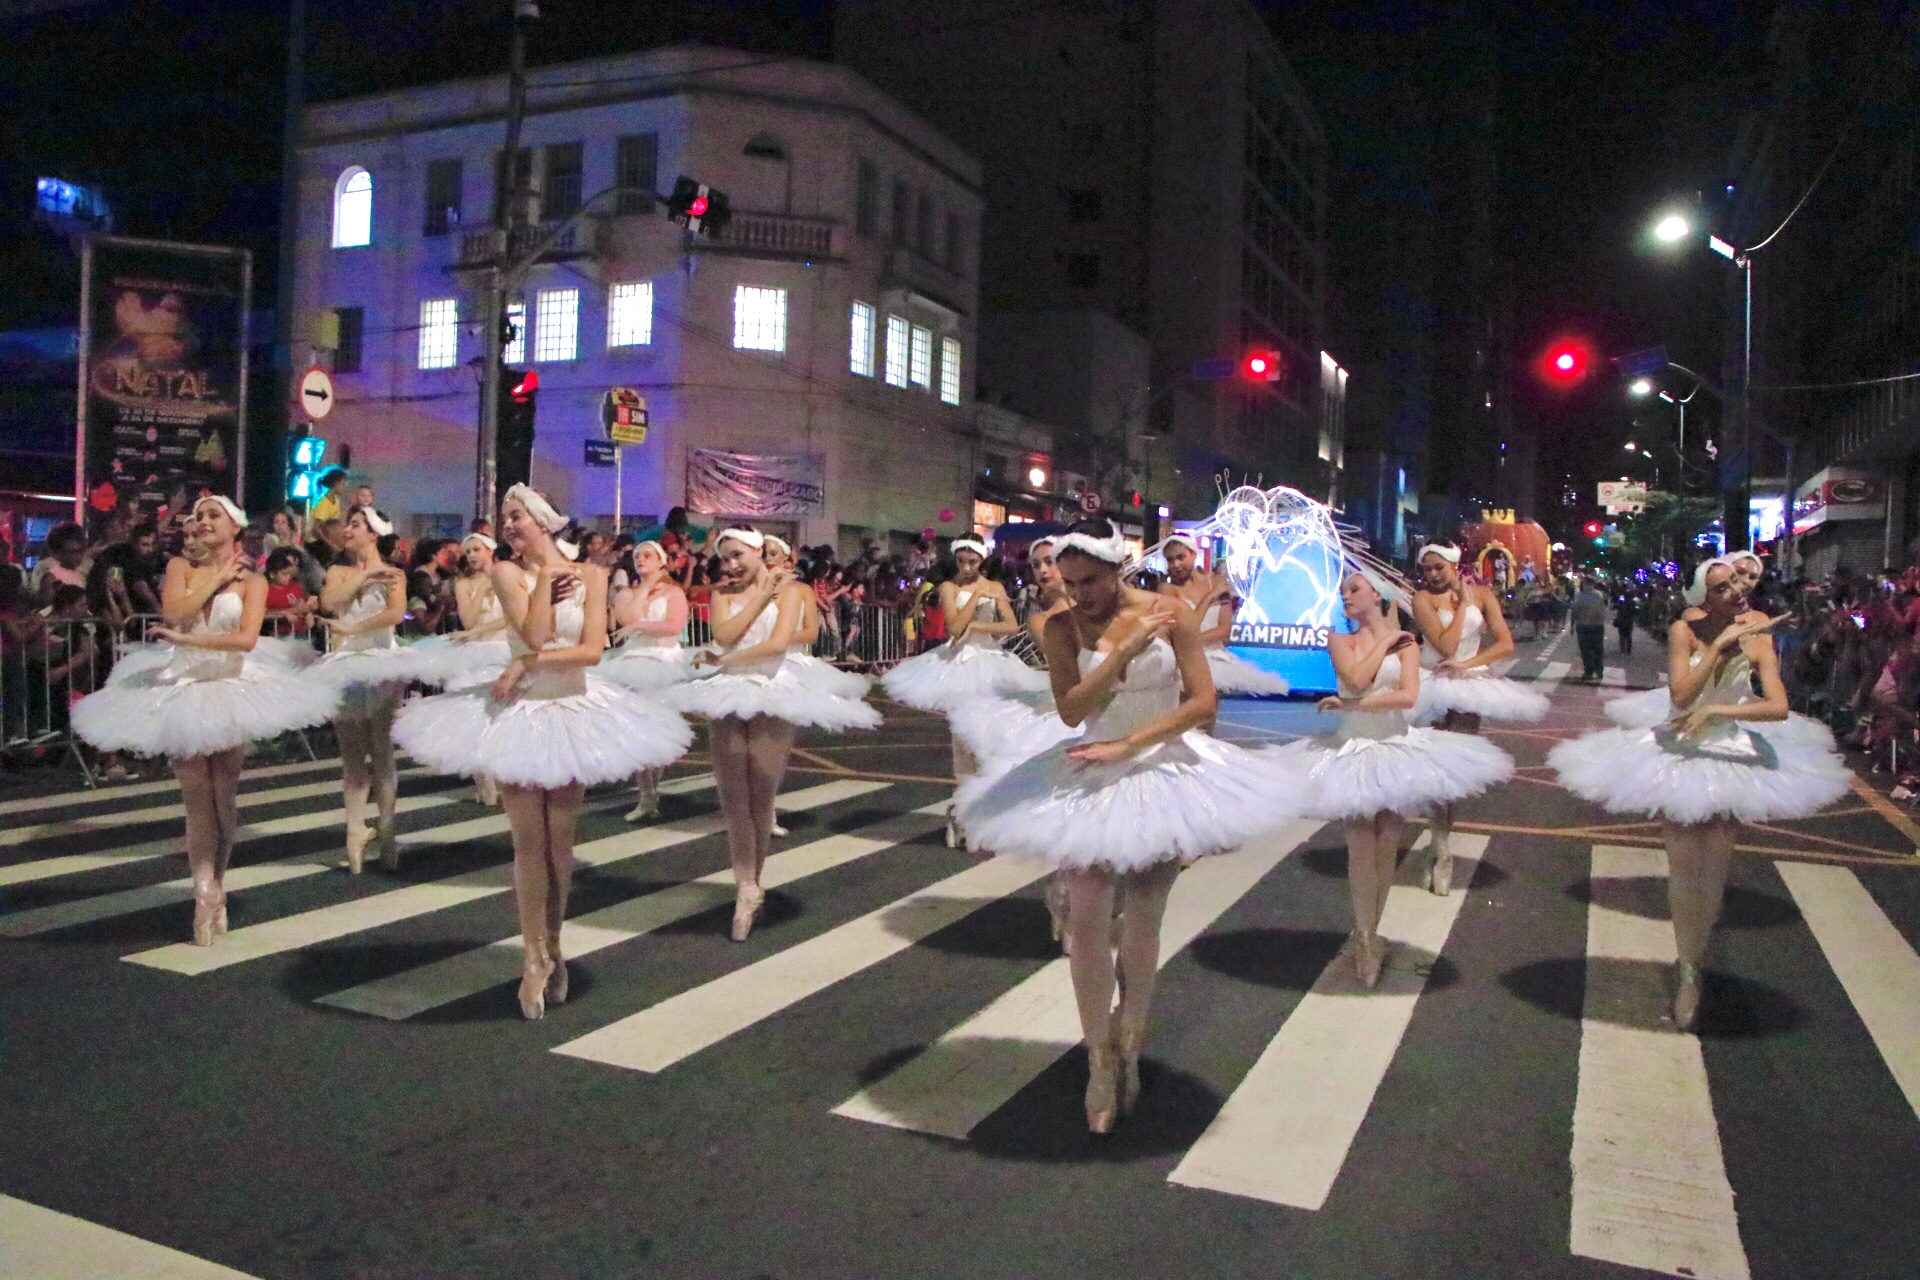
xmin=1653 ymin=213 xmax=1691 ymax=243
xmin=1630 ymin=378 xmax=1653 ymax=397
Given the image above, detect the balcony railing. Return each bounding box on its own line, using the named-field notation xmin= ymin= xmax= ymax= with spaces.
xmin=698 ymin=212 xmax=835 ymax=259
xmin=455 ymin=222 xmax=581 ymax=268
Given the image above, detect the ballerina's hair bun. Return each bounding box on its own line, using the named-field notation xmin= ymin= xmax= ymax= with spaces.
xmin=1054 ymin=517 xmax=1130 ymax=565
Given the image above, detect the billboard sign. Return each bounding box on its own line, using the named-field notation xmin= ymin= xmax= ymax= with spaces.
xmin=686 ymin=448 xmax=824 ymax=518
xmin=77 ymin=236 xmax=250 ymax=522
xmin=1791 ymin=466 xmax=1885 ymax=534
xmin=1598 ymin=481 xmax=1648 ymax=514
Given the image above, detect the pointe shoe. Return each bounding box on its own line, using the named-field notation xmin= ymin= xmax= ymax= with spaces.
xmin=546 ymin=953 xmax=569 ymax=1006
xmin=377 ymin=820 xmax=400 ymax=873
xmin=1673 ymin=961 xmax=1703 ymax=1032
xmin=1085 ymin=1041 xmax=1120 ymax=1134
xmin=945 ymin=806 xmax=959 ymax=849
xmin=518 ymin=956 xmax=554 ymax=1021
xmin=475 ymin=776 xmax=499 ymax=807
xmin=1427 ymin=847 xmax=1454 ymax=897
xmin=1351 ymin=931 xmax=1387 ymax=989
xmin=770 ymin=821 xmax=788 ymax=838
xmin=340 ymin=825 xmax=370 ymax=875
xmin=192 ymin=884 xmax=224 ymax=947
xmin=730 ymin=885 xmax=766 ymax=943
xmin=1114 ymin=1027 xmax=1144 ymax=1118
xmin=625 ymin=794 xmax=660 ymax=823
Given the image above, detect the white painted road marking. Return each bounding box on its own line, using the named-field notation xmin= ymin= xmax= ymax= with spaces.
xmin=0 ymin=1193 xmax=260 ymax=1279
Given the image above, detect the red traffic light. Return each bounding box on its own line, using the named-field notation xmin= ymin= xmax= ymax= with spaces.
xmin=689 ymin=194 xmax=708 ymax=218
xmin=510 ymin=368 xmax=538 ymax=402
xmin=1538 ymin=338 xmax=1594 ymax=386
xmin=1584 ymin=521 xmax=1602 ymax=536
xmin=1240 ymin=349 xmax=1282 ymax=382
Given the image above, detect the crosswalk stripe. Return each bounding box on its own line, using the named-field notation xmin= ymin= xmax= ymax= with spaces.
xmin=1165 ymin=832 xmax=1488 ymax=1208
xmin=1537 ymin=660 xmax=1572 ymax=692
xmin=120 ymin=779 xmax=869 ymax=976
xmin=1569 ymin=845 xmax=1748 ymax=1280
xmin=1774 ymin=861 xmax=1920 ymax=1121
xmin=1602 ymin=667 xmax=1627 ymax=686
xmin=0 ymin=757 xmax=339 ymax=820
xmin=833 ymin=821 xmax=1318 ymax=1138
xmin=554 ymin=853 xmax=1050 ymax=1074
xmin=0 ymin=768 xmax=435 ymax=851
xmin=319 ymin=801 xmax=947 ymax=1019
xmin=0 ymin=1193 xmax=260 ymax=1279
xmin=0 ymin=792 xmax=462 ymax=937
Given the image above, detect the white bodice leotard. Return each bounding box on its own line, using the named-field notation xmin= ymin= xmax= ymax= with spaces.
xmin=1423 ymin=604 xmax=1483 ymax=668
xmin=332 ymin=575 xmax=399 ymax=654
xmin=625 ymin=589 xmax=680 ymax=652
xmin=167 ymin=591 xmax=247 ymax=681
xmin=952 ymin=585 xmax=1001 ymax=649
xmin=1335 ymin=651 xmax=1410 ymax=743
xmin=466 ymin=581 xmax=505 ymax=632
xmin=715 ymin=595 xmax=783 ymax=677
xmin=506 ymin=570 xmax=589 ymax=700
xmin=1200 ymin=602 xmax=1227 ymax=650
xmin=1078 ymin=638 xmax=1179 ymax=744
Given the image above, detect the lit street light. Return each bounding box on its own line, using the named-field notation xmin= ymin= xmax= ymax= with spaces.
xmin=1653 ymin=213 xmax=1691 ymax=242
xmin=1630 ymin=378 xmax=1653 ymax=396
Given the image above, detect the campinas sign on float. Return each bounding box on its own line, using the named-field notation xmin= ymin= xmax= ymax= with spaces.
xmin=1187 ymin=485 xmax=1348 ymax=695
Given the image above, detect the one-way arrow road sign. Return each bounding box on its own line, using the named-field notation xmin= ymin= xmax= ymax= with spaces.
xmin=300 ymin=366 xmax=335 ymax=421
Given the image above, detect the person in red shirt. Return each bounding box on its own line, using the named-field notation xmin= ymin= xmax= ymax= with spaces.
xmin=263 ymin=547 xmax=315 ymax=636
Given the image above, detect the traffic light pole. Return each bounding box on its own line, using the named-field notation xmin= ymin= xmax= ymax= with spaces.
xmin=475 ymin=3 xmax=533 ymax=525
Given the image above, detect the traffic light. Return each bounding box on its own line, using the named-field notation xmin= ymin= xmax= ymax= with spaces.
xmin=1241 ymin=349 xmax=1282 ymax=383
xmin=497 ymin=367 xmax=538 ymax=493
xmin=287 ymin=434 xmax=328 ymax=503
xmin=666 ymin=175 xmax=732 ymax=238
xmin=1538 ymin=338 xmax=1594 ymax=386
xmin=1584 ymin=521 xmax=1602 ymax=536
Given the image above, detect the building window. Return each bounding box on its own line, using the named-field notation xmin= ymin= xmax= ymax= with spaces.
xmin=856 ymin=159 xmax=878 ymax=238
xmin=733 ymin=285 xmax=788 ymax=353
xmin=542 ymin=142 xmax=583 ymax=221
xmin=850 ymin=301 xmax=875 ymax=377
xmin=493 ymin=147 xmax=531 ymax=226
xmin=1064 ymin=187 xmax=1102 ymax=223
xmin=332 ymin=167 xmax=372 ymax=248
xmin=891 ymin=180 xmax=910 ymax=246
xmin=503 ymin=300 xmax=526 ymax=364
xmin=917 ymin=193 xmax=934 ymax=257
xmin=533 ymin=288 xmax=579 ymax=362
xmin=883 ymin=314 xmax=909 ymax=387
xmin=423 ymin=159 xmax=462 ymax=236
xmin=1065 ymin=252 xmax=1100 ymax=288
xmin=334 ymin=306 xmax=364 ymax=373
xmin=909 ymin=324 xmax=932 ymax=388
xmin=607 ymin=281 xmax=653 ymax=348
xmin=616 ymin=134 xmax=658 ymax=214
xmin=939 ymin=335 xmax=962 ymax=405
xmin=944 ymin=211 xmax=963 ymax=273
xmin=417 ymin=297 xmax=458 ymax=369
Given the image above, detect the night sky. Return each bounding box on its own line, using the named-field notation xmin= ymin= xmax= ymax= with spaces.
xmin=1 ymin=0 xmax=1777 ymax=517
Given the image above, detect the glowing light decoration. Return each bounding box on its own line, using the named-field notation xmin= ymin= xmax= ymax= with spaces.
xmin=1145 ymin=484 xmax=1358 ymax=693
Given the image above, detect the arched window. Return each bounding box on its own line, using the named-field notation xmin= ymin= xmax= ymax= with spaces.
xmin=332 ymin=167 xmax=372 ymax=248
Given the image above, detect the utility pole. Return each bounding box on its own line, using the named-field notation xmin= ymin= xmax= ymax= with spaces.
xmin=274 ymin=0 xmax=305 ymax=517
xmin=475 ymin=0 xmax=537 ymax=524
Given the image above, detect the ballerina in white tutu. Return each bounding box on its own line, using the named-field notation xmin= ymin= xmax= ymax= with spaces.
xmin=1410 ymin=542 xmax=1545 ymax=895
xmin=312 ymin=507 xmax=418 ymax=873
xmin=1263 ymin=568 xmax=1514 ymax=985
xmin=1158 ymin=532 xmax=1289 ymax=696
xmin=1550 ymin=558 xmax=1849 ymax=1029
xmin=881 ymin=538 xmax=1046 ymax=845
xmin=392 ymin=486 xmax=692 ymax=1018
xmin=72 ymin=496 xmax=335 ymax=945
xmin=601 ymin=539 xmax=690 ymax=821
xmin=665 ymin=527 xmax=880 ymax=940
xmin=1603 ymin=552 xmax=1773 ymax=731
xmin=953 ymin=518 xmax=1317 ymax=1131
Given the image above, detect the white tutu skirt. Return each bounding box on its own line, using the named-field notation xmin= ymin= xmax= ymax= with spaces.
xmin=72 ymin=639 xmax=337 ymax=758
xmin=1548 ymin=723 xmax=1851 ymax=824
xmin=952 ymin=731 xmax=1316 ymax=869
xmin=948 ymin=689 xmax=1077 ymax=764
xmin=392 ymin=674 xmax=692 ymax=788
xmin=1261 ymin=729 xmax=1514 ymax=820
xmin=786 ymin=651 xmax=874 ymax=701
xmin=407 ymin=634 xmax=513 ymax=690
xmin=1207 ymin=648 xmax=1290 ymax=696
xmin=308 ymin=646 xmax=432 ymax=719
xmin=1414 ymin=672 xmax=1550 ymax=724
xmin=1605 ymin=688 xmax=1840 ymax=753
xmin=881 ymin=643 xmax=1049 ymax=713
xmin=664 ymin=665 xmax=881 ymax=731
xmin=599 ymin=645 xmax=695 ymax=693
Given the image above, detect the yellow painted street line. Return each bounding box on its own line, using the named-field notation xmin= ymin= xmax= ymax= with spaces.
xmin=0 ymin=1193 xmax=260 ymax=1279
xmin=835 ymin=822 xmax=1316 ymax=1140
xmin=1167 ymin=833 xmax=1486 ymax=1209
xmin=1848 ymin=777 xmax=1920 ymax=854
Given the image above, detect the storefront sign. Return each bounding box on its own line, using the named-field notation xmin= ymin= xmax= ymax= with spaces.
xmin=686 ymin=448 xmax=824 ymax=518
xmin=77 ymin=237 xmax=251 ymax=522
xmin=1791 ymin=466 xmax=1885 ymax=534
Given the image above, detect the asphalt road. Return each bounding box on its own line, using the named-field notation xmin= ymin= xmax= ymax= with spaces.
xmin=2 ymin=626 xmax=1917 ymax=1280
